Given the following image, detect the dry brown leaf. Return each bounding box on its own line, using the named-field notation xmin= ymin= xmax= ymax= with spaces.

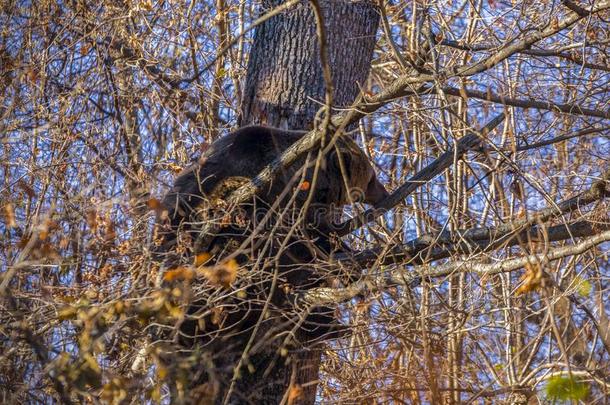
xmin=516 ymin=262 xmax=543 ymax=295
xmin=104 ymin=218 xmax=116 ymax=243
xmin=2 ymin=204 xmax=17 ymax=228
xmin=147 ymin=198 xmax=162 ymax=210
xmin=198 ymin=259 xmax=239 ymax=288
xmin=287 ymin=384 xmax=303 ymax=405
xmin=166 ymin=162 xmax=184 ymax=174
xmin=210 ymin=307 xmax=224 ymax=325
xmin=86 ymin=210 xmax=98 ymax=232
xmin=163 ymin=266 xmax=195 ymax=282
xmin=18 ymin=181 xmax=36 ymax=198
xmin=194 ymin=252 xmax=212 ymax=267
xmin=79 ymin=43 xmax=91 ymax=56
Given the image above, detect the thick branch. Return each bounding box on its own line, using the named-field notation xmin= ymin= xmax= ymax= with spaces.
xmin=561 ymin=0 xmax=591 ymax=16
xmin=347 ymin=168 xmax=609 ymax=267
xmin=301 ymin=223 xmax=610 ymax=307
xmin=334 ymin=114 xmax=506 ymax=236
xmin=450 ymin=169 xmax=609 ymax=242
xmin=413 ymin=229 xmax=610 ymax=281
xmin=515 ymin=127 xmax=609 ymax=151
xmin=348 ymin=217 xmax=608 ymax=266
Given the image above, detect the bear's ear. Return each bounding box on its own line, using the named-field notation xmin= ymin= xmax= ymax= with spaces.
xmin=364 ymin=175 xmax=389 ymax=205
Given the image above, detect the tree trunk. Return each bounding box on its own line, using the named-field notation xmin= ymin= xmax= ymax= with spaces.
xmin=240 ymin=0 xmax=379 ymax=130
xmin=237 ymin=1 xmax=379 ymax=403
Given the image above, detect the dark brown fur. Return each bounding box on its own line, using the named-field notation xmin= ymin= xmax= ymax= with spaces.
xmin=161 ymin=125 xmax=387 ymax=238
xmin=156 ymin=126 xmax=388 ymax=401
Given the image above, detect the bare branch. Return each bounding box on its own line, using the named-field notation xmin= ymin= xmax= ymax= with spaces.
xmin=561 ymin=0 xmax=591 ymax=17
xmin=335 ymin=114 xmax=506 ymax=236
xmin=514 ymin=127 xmax=610 ymax=151
xmin=440 ymin=39 xmax=610 ymax=73
xmin=348 ymin=169 xmax=609 ymax=267
xmin=301 ymin=225 xmax=610 ymax=307
xmin=443 ymin=86 xmax=610 ymax=120
xmin=415 ymin=231 xmax=610 ymax=280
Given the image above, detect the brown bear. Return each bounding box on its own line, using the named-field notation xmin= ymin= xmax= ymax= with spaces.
xmin=160 ymin=125 xmax=388 ymax=249
xmin=155 ymin=125 xmax=388 ymax=401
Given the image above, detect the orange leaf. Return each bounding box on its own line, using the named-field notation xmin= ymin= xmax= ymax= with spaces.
xmin=39 ymin=218 xmax=59 ymax=240
xmin=163 ymin=267 xmax=195 ymax=282
xmin=166 ymin=163 xmax=184 ymax=174
xmin=140 ymin=0 xmax=153 ymax=10
xmin=147 ymin=198 xmax=162 ymax=210
xmin=27 ymin=68 xmax=38 ymax=84
xmin=299 ymin=180 xmax=311 ymax=191
xmin=198 ymin=259 xmax=239 ymax=288
xmin=287 ymin=384 xmax=303 ymax=405
xmin=59 ymin=237 xmax=70 ymax=250
xmin=194 ymin=252 xmax=212 ymax=267
xmin=516 ymin=263 xmax=543 ymax=295
xmin=80 ymin=43 xmax=91 ymax=56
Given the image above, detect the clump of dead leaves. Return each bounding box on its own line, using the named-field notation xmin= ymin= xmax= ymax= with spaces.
xmin=163 ymin=252 xmax=240 ymax=289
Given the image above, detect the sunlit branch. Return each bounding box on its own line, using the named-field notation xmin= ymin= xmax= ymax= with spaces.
xmin=443 ymin=86 xmax=610 ymax=120
xmin=348 ymin=169 xmax=609 ymax=266
xmin=335 ymin=114 xmax=506 ymax=236
xmin=440 ymin=39 xmax=610 ymax=73
xmin=299 ymin=225 xmax=610 ymax=307
xmin=514 ymin=127 xmax=609 ymax=151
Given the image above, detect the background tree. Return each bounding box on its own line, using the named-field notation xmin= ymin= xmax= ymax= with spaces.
xmin=1 ymin=0 xmax=609 ymax=404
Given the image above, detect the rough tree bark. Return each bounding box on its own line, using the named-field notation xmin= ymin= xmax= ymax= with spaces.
xmin=240 ymin=0 xmax=379 ymax=130
xmin=237 ymin=1 xmax=379 ymax=403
